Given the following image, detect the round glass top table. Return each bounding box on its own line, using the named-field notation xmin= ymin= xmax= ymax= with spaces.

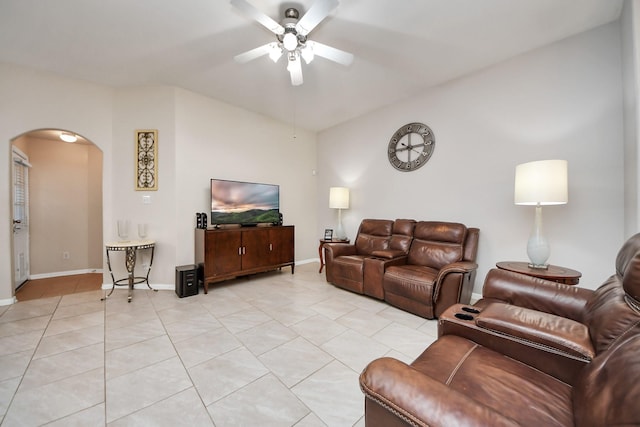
xmin=104 ymin=239 xmax=157 ymax=302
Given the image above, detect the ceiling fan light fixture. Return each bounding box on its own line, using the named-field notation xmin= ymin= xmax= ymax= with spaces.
xmin=268 ymin=43 xmax=283 ymax=62
xmin=60 ymin=132 xmax=77 ymax=143
xmin=287 ymin=54 xmax=303 ymax=86
xmin=282 ymin=32 xmax=298 ymax=51
xmin=286 ymin=54 xmax=297 ymax=72
xmin=301 ymin=45 xmax=314 ymax=64
xmin=231 ymin=0 xmax=353 ymax=86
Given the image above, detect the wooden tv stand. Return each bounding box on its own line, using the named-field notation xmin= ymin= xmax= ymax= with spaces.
xmin=195 ymin=225 xmax=294 ymax=293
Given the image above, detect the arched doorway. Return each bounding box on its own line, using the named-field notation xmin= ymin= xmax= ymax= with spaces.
xmin=10 ymin=129 xmax=103 ymax=300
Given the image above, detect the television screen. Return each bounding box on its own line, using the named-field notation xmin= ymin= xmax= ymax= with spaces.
xmin=210 ymin=179 xmax=280 ymax=226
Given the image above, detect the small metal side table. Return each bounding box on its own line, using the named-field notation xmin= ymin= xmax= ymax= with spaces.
xmin=496 ymin=261 xmax=582 ymax=286
xmin=104 ymin=239 xmax=157 ymax=302
xmin=318 ymin=238 xmax=350 ymax=273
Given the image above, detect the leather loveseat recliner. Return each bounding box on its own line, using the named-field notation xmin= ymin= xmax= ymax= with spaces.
xmin=359 ymin=233 xmax=640 ymax=427
xmin=325 ymin=219 xmax=479 ymax=318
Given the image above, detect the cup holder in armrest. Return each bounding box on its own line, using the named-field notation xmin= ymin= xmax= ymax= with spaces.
xmin=461 ymin=307 xmax=480 ymax=314
xmin=454 ymin=313 xmax=475 ymax=321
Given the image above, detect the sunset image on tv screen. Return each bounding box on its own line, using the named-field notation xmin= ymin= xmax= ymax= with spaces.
xmin=211 ymin=179 xmax=279 ymax=225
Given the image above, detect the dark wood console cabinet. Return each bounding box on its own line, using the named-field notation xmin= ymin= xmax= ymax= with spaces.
xmin=195 ymin=225 xmax=295 ymax=293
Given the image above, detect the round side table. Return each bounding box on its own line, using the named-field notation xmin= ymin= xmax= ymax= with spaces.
xmin=104 ymin=239 xmax=157 ymax=302
xmin=496 ymin=261 xmax=581 ymax=285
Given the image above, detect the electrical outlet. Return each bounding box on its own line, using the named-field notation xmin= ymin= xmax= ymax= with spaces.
xmin=63 ymin=251 xmax=70 ymax=260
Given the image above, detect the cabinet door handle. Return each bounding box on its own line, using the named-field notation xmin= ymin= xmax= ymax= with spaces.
xmin=238 ymin=247 xmax=242 ymax=256
xmin=269 ymin=243 xmax=273 ymax=251
xmin=243 ymin=247 xmax=246 ymax=255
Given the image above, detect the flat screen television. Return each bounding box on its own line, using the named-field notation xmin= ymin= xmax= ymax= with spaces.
xmin=210 ymin=178 xmax=280 ymax=226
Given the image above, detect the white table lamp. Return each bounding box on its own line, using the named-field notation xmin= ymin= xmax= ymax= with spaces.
xmin=329 ymin=187 xmax=349 ymax=240
xmin=514 ymin=159 xmax=568 ymax=269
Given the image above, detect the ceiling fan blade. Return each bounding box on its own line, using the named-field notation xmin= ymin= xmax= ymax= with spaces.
xmin=295 ymin=0 xmax=339 ymax=36
xmin=287 ymin=57 xmax=303 ymax=86
xmin=230 ymin=0 xmax=284 ymax=35
xmin=307 ymin=41 xmax=353 ymax=66
xmin=234 ymin=43 xmax=273 ymax=64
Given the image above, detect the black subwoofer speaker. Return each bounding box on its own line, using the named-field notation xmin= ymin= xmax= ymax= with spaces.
xmin=175 ymin=264 xmax=198 ymax=298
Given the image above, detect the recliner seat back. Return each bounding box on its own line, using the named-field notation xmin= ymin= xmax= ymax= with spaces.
xmin=583 ymin=234 xmax=640 ymax=354
xmin=573 ymin=328 xmax=640 ymax=426
xmin=354 ymin=219 xmax=394 ymax=256
xmin=387 ymin=219 xmax=416 ymax=254
xmin=407 ymin=221 xmax=467 ymax=269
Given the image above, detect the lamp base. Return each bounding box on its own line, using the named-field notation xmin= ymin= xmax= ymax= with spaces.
xmin=527 ymin=263 xmax=549 ymax=270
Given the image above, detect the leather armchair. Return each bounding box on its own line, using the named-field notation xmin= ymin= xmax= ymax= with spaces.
xmin=361 ymin=233 xmax=640 ymax=427
xmin=435 ymin=233 xmax=640 ymax=385
xmin=383 ymin=221 xmax=479 ymax=319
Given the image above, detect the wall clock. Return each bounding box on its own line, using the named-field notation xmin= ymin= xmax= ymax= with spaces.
xmin=388 ymin=122 xmax=435 ymax=172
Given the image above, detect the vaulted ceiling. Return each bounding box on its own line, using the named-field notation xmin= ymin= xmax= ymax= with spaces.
xmin=0 ymin=0 xmax=624 ymax=131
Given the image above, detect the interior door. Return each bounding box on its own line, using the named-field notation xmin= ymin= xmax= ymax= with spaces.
xmin=12 ymin=147 xmax=30 ymax=290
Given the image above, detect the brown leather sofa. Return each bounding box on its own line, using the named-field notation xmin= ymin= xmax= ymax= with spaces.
xmin=360 ymin=233 xmax=640 ymax=426
xmin=325 ymin=219 xmax=479 ymax=318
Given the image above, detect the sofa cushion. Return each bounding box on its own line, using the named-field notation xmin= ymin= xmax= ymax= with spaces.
xmin=411 ymin=335 xmax=574 ymax=427
xmin=408 ymin=222 xmax=467 ymax=269
xmin=384 ymin=265 xmax=438 ymax=299
xmin=388 ymin=219 xmax=415 ymax=253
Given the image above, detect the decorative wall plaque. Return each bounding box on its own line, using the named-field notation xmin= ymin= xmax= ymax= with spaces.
xmin=135 ymin=129 xmax=158 ymax=191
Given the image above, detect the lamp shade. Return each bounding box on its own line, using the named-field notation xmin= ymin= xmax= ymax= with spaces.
xmin=514 ymin=160 xmax=568 ymax=206
xmin=329 ymin=187 xmax=349 ymax=209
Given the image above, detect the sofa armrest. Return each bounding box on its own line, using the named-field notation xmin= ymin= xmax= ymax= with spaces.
xmin=363 ymin=256 xmax=408 ymax=299
xmin=476 ymin=303 xmax=594 ymax=360
xmin=481 ymin=268 xmax=592 ymax=322
xmin=324 ymin=242 xmax=356 ymax=259
xmin=360 ymin=357 xmax=519 ymax=427
xmin=439 ymin=303 xmax=591 ymax=384
xmin=324 ymin=243 xmax=357 ymax=283
xmin=432 ymin=261 xmax=478 ymax=301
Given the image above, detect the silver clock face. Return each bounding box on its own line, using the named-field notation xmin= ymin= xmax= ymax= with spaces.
xmin=388 ymin=123 xmax=435 ymax=171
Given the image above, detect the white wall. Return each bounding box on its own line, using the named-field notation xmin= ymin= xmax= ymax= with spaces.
xmin=109 ymin=86 xmax=318 ymax=286
xmin=110 ymin=86 xmax=178 ymax=285
xmin=622 ymin=0 xmax=640 ymax=236
xmin=173 ymin=89 xmax=318 ymax=269
xmin=317 ymin=23 xmax=625 ymax=291
xmin=0 ymin=63 xmax=114 ymax=303
xmin=0 ymin=65 xmax=317 ymax=303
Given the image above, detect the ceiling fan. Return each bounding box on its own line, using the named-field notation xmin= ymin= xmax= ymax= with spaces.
xmin=231 ymin=0 xmax=354 ymax=86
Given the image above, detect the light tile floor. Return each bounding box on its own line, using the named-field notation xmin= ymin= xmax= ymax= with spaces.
xmin=0 ymin=263 xmax=438 ymax=426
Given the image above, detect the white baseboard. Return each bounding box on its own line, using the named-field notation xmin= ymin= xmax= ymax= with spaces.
xmin=0 ymin=296 xmax=17 ymax=306
xmin=30 ymin=269 xmax=103 ymax=280
xmin=295 ymin=258 xmax=318 ymax=266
